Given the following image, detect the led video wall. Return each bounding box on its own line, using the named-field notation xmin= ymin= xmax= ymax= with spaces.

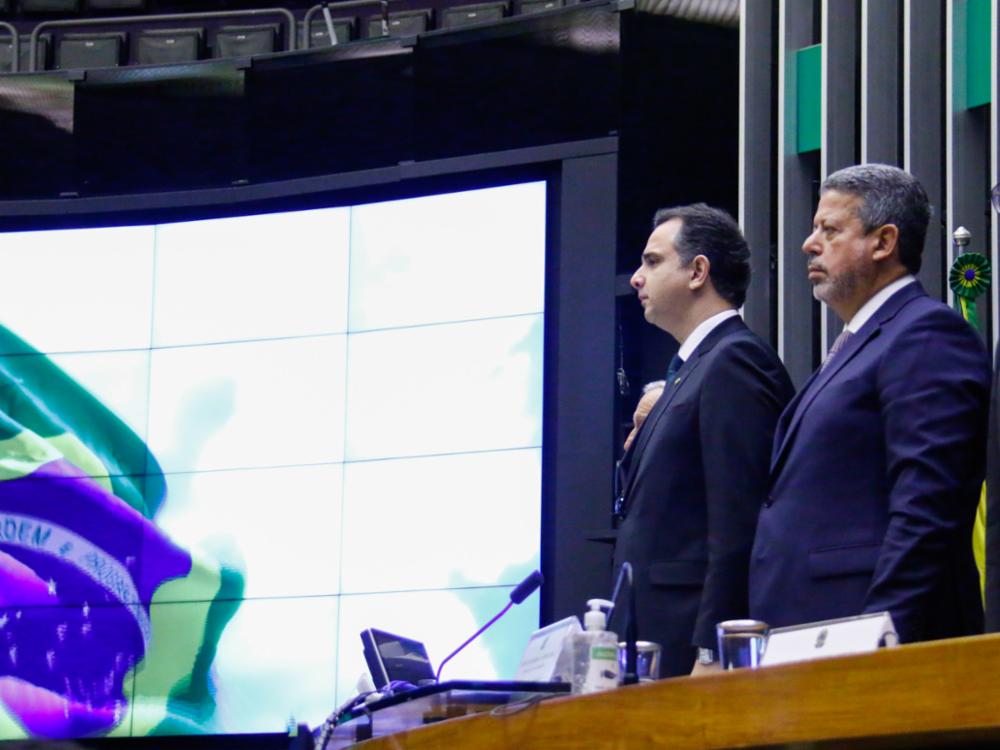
xmin=0 ymin=181 xmax=546 ymax=739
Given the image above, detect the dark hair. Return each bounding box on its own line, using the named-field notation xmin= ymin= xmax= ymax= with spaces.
xmin=652 ymin=203 xmax=751 ymax=307
xmin=820 ymin=164 xmax=930 ymax=274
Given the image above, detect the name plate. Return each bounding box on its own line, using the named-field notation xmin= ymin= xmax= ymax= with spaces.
xmin=761 ymin=611 xmax=898 ymax=667
xmin=515 ymin=615 xmax=581 ymax=682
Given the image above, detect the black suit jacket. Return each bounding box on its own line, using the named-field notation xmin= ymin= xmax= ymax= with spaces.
xmin=612 ymin=315 xmax=793 ymax=677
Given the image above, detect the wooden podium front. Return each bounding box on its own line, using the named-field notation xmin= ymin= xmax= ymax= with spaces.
xmin=342 ymin=633 xmax=1000 ymax=749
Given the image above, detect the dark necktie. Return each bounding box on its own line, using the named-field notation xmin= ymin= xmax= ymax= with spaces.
xmin=666 ymin=354 xmax=684 ymax=381
xmin=821 ymin=329 xmax=854 ymax=371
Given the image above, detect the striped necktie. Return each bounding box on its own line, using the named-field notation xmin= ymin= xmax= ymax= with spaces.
xmin=821 ymin=329 xmax=854 ymax=371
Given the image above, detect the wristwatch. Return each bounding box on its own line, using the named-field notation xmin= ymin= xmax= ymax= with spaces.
xmin=697 ymin=647 xmax=716 ymax=665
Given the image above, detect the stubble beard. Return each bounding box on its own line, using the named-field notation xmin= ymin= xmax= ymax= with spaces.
xmin=811 ymin=260 xmax=871 ymax=309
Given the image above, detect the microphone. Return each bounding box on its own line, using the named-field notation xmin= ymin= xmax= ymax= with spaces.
xmin=610 ymin=562 xmax=638 ymax=685
xmin=509 ymin=569 xmax=543 ymax=604
xmin=434 ymin=569 xmax=543 ymax=682
xmin=321 ymin=4 xmax=339 ymax=46
xmin=379 ymin=0 xmax=390 ymax=36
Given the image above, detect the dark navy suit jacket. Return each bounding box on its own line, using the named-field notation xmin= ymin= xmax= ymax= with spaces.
xmin=613 ymin=315 xmax=793 ymax=677
xmin=985 ymin=350 xmax=1000 ymax=631
xmin=750 ymin=282 xmax=990 ymax=642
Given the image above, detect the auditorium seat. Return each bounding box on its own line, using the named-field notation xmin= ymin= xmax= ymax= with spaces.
xmin=212 ymin=23 xmax=278 ymax=58
xmin=137 ymin=27 xmax=202 ymax=65
xmin=85 ymin=0 xmax=147 ymax=9
xmin=1 ymin=33 xmax=51 ymax=70
xmin=365 ymin=10 xmax=431 ymax=39
xmin=19 ymin=0 xmax=79 ymax=12
xmin=518 ymin=0 xmax=563 ymax=13
xmin=1 ymin=36 xmax=40 ymax=72
xmin=56 ymin=30 xmax=124 ymax=68
xmin=441 ymin=1 xmax=506 ymax=28
xmin=301 ymin=17 xmax=355 ymax=47
xmin=0 ymin=39 xmax=18 ymax=71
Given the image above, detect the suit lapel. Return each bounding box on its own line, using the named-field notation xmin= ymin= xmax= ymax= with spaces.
xmin=769 ymin=325 xmax=877 ymax=478
xmin=770 ymin=367 xmax=820 ymax=462
xmin=769 ymin=281 xmax=925 ymax=480
xmin=623 ymin=316 xmax=745 ymax=499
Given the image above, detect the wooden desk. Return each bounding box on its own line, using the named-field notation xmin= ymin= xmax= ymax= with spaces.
xmin=347 ymin=633 xmax=1000 ymax=749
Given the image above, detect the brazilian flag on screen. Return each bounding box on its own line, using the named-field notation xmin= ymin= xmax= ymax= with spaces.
xmin=0 ymin=325 xmax=243 ymax=739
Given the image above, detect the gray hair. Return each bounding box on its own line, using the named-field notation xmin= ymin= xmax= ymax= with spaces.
xmin=820 ymin=164 xmax=930 ymax=274
xmin=641 ymin=380 xmax=666 ymax=395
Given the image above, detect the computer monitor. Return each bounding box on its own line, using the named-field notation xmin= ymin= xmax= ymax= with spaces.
xmin=361 ymin=628 xmax=437 ymax=690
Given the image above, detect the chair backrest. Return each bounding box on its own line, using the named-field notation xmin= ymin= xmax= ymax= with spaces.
xmin=18 ymin=33 xmax=51 ymax=70
xmin=212 ymin=23 xmax=278 ymax=59
xmin=19 ymin=0 xmax=80 ymax=12
xmin=365 ymin=10 xmax=430 ymax=39
xmin=302 ymin=17 xmax=355 ymax=47
xmin=56 ymin=30 xmax=124 ymax=69
xmin=518 ymin=0 xmax=563 ymax=14
xmin=137 ymin=27 xmax=202 ymax=65
xmin=85 ymin=0 xmax=147 ymax=9
xmin=0 ymin=38 xmax=16 ymax=71
xmin=441 ymin=1 xmax=506 ymax=29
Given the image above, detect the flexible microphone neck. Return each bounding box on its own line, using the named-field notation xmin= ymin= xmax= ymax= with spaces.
xmin=435 ymin=570 xmax=543 ymax=683
xmin=434 ymin=601 xmax=512 ymax=683
xmin=611 ymin=562 xmax=638 ymax=685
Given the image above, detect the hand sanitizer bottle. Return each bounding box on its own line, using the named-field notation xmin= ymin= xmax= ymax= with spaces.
xmin=570 ymin=598 xmax=620 ymax=694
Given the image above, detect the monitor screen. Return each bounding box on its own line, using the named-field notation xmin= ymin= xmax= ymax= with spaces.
xmin=361 ymin=628 xmax=436 ymax=690
xmin=0 ymin=180 xmax=546 ymax=739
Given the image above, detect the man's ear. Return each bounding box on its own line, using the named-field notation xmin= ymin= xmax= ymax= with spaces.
xmin=871 ymin=224 xmax=900 ymax=262
xmin=689 ymin=255 xmax=711 ymax=291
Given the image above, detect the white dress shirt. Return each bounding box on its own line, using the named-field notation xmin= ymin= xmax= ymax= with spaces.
xmin=678 ymin=308 xmax=740 ymax=361
xmin=843 ymin=274 xmax=917 ymax=334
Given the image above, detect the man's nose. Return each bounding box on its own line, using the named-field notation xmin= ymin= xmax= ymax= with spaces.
xmin=630 ymin=268 xmax=643 ymax=289
xmin=802 ymin=230 xmax=820 ymax=255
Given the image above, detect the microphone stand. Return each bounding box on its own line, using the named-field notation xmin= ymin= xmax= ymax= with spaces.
xmin=435 ymin=570 xmax=543 ymax=683
xmin=610 ymin=562 xmax=638 ymax=685
xmin=434 ymin=601 xmax=512 ymax=683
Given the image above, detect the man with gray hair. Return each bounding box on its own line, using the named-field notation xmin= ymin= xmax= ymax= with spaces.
xmin=622 ymin=380 xmax=665 ymax=453
xmin=750 ymin=164 xmax=990 ymax=643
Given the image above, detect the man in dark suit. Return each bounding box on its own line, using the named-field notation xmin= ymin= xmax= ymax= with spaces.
xmin=613 ymin=204 xmax=793 ymax=677
xmin=750 ymin=164 xmax=990 ymax=643
xmin=985 ymin=184 xmax=1000 ymax=632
